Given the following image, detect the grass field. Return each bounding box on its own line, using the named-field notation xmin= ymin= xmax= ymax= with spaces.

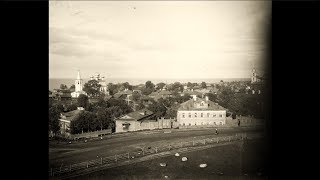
xmin=71 ymin=139 xmax=268 ymax=179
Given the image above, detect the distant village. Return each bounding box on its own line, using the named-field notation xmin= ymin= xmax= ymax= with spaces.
xmin=49 ymin=68 xmax=266 ymax=138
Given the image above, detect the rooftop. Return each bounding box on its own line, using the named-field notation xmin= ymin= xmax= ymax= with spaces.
xmin=178 ymin=97 xmax=226 ymax=111
xmin=116 ymin=108 xmax=154 ymax=121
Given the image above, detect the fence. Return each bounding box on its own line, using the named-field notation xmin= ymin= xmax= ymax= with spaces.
xmin=70 ymin=129 xmax=112 ymax=140
xmin=49 ymin=132 xmax=263 ymax=177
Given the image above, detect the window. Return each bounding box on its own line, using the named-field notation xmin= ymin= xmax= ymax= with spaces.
xmin=195 ymin=113 xmax=197 ymax=118
xmin=213 ymin=114 xmax=216 ymax=117
xmin=219 ymin=114 xmax=222 ymax=117
xmin=201 ymin=122 xmax=203 ymax=125
xmin=189 ymin=113 xmax=191 ymax=118
xmin=189 ymin=123 xmax=191 ymax=126
xmin=201 ymin=113 xmax=203 ymax=117
xmin=214 ymin=122 xmax=216 ymax=125
xmin=195 ymin=122 xmax=197 ymax=125
xmin=201 ymin=102 xmax=204 ymax=106
xmin=207 ymin=113 xmax=210 ymax=117
xmin=183 ymin=123 xmax=185 ymax=126
xmin=182 ymin=113 xmax=185 ymax=118
xmin=220 ymin=122 xmax=222 ymax=125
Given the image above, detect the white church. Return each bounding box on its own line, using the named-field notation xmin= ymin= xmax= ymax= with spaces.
xmin=71 ymin=70 xmax=87 ymax=98
xmin=90 ymin=73 xmax=109 ymax=95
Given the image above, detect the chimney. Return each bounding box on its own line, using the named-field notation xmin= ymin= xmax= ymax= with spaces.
xmin=205 ymin=96 xmax=209 ymax=101
xmin=192 ymin=95 xmax=197 ymax=101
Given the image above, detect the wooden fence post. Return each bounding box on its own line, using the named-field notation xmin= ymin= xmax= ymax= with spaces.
xmin=101 ymin=157 xmax=103 ymax=164
xmin=217 ymin=138 xmax=219 ymax=143
xmin=193 ymin=140 xmax=194 ymax=146
xmin=128 ymin=152 xmax=130 ymax=159
xmin=115 ymin=155 xmax=117 ymax=162
xmin=87 ymin=162 xmax=89 ymax=168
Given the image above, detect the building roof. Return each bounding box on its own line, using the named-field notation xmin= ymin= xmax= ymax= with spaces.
xmin=197 ymin=89 xmax=211 ymax=94
xmin=116 ymin=108 xmax=154 ymax=121
xmin=114 ymin=89 xmax=133 ymax=98
xmin=149 ymin=91 xmax=159 ymax=97
xmin=60 ymin=109 xmax=83 ymax=121
xmin=178 ymin=97 xmax=226 ymax=111
xmin=181 ymin=90 xmax=202 ymax=96
xmin=158 ymin=90 xmax=172 ymax=95
xmin=60 ymin=93 xmax=72 ymax=98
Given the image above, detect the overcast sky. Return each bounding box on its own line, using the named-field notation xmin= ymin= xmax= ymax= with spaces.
xmin=49 ymin=1 xmax=270 ymax=79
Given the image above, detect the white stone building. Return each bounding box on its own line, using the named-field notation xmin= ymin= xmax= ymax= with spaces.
xmin=71 ymin=70 xmax=87 ymax=98
xmin=177 ymin=95 xmax=227 ymax=127
xmin=90 ymin=73 xmax=109 ymax=95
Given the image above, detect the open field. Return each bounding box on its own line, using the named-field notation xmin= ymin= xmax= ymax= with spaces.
xmin=72 ymin=139 xmax=268 ymax=179
xmin=49 ymin=126 xmax=264 ymax=168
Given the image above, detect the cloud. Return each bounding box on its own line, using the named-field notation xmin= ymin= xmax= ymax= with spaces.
xmin=49 ymin=26 xmax=128 ymax=58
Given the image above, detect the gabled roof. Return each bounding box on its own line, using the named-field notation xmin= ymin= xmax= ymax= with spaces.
xmin=149 ymin=91 xmax=159 ymax=97
xmin=114 ymin=89 xmax=133 ymax=98
xmin=181 ymin=90 xmax=202 ymax=96
xmin=60 ymin=109 xmax=83 ymax=121
xmin=60 ymin=93 xmax=72 ymax=98
xmin=158 ymin=90 xmax=172 ymax=95
xmin=116 ymin=108 xmax=154 ymax=121
xmin=178 ymin=97 xmax=226 ymax=111
xmin=197 ymin=89 xmax=211 ymax=94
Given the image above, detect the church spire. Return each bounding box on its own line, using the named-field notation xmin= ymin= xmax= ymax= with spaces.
xmin=77 ymin=70 xmax=81 ymax=80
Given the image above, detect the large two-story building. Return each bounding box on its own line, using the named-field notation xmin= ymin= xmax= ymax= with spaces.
xmin=177 ymin=95 xmax=226 ymax=127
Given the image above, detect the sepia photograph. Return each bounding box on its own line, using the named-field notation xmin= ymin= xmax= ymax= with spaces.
xmin=49 ymin=1 xmax=271 ymax=179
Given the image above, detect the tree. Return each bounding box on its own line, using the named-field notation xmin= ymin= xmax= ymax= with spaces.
xmin=108 ymin=83 xmax=118 ymax=95
xmin=107 ymin=98 xmax=132 ymax=115
xmin=156 ymin=82 xmax=166 ymax=90
xmin=70 ymin=111 xmax=97 ymax=134
xmin=60 ymin=84 xmax=68 ymax=90
xmin=83 ymin=80 xmax=102 ymax=97
xmin=66 ymin=103 xmax=78 ymax=112
xmin=141 ymin=87 xmax=154 ymax=95
xmin=206 ymin=93 xmax=217 ymax=102
xmin=96 ymin=107 xmax=109 ymax=130
xmin=132 ymin=91 xmax=141 ymax=102
xmin=201 ymin=82 xmax=207 ymax=89
xmin=148 ymin=101 xmax=167 ymax=119
xmin=69 ymin=84 xmax=75 ymax=92
xmin=77 ymin=94 xmax=89 ymax=109
xmin=49 ymin=105 xmax=61 ymax=136
xmin=122 ymin=82 xmax=133 ymax=90
xmin=170 ymin=82 xmax=184 ymax=92
xmin=145 ymin=81 xmax=155 ymax=90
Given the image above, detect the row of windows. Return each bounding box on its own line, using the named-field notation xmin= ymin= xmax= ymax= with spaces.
xmin=180 ymin=121 xmax=223 ymax=126
xmin=181 ymin=113 xmax=223 ymax=118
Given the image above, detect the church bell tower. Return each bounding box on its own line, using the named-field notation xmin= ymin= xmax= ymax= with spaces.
xmin=75 ymin=70 xmax=83 ymax=92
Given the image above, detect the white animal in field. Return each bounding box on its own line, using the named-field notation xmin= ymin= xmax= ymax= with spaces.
xmin=199 ymin=164 xmax=207 ymax=168
xmin=182 ymin=157 xmax=188 ymax=162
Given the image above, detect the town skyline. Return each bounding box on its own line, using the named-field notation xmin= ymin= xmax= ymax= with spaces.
xmin=49 ymin=1 xmax=270 ymax=79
